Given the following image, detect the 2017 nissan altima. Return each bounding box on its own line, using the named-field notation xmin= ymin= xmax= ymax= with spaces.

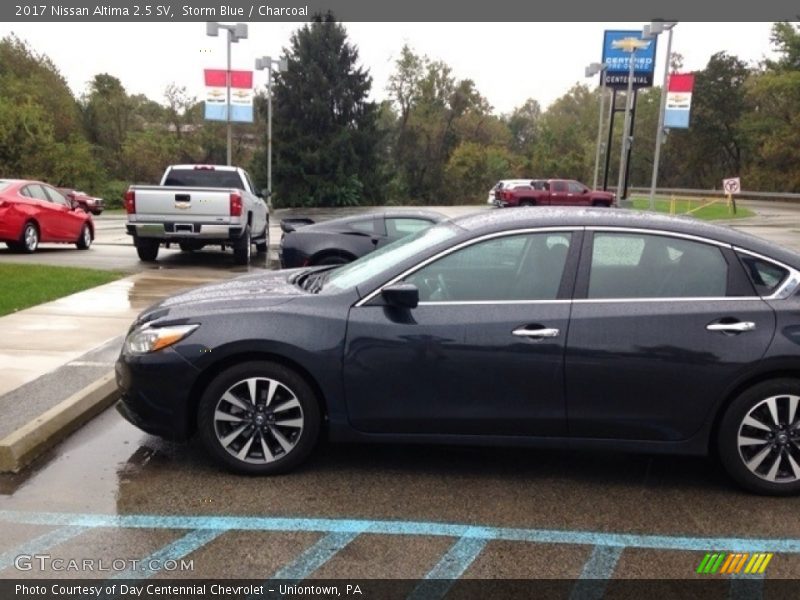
xmin=116 ymin=208 xmax=800 ymax=495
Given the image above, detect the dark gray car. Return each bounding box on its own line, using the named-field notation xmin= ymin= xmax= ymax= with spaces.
xmin=117 ymin=208 xmax=800 ymax=495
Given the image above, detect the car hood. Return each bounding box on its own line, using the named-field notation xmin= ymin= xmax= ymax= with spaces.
xmin=134 ymin=269 xmax=306 ymax=325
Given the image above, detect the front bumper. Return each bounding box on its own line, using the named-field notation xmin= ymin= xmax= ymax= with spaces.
xmin=115 ymin=347 xmax=202 ymax=441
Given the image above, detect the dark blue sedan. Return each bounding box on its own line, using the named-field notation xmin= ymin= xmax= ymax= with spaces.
xmin=116 ymin=208 xmax=800 ymax=495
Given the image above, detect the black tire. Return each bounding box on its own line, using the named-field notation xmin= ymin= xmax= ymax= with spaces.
xmin=313 ymin=254 xmax=351 ymax=266
xmin=519 ymin=199 xmax=536 ymax=207
xmin=256 ymin=221 xmax=269 ymax=254
xmin=197 ymin=361 xmax=321 ymax=475
xmin=76 ymin=224 xmax=92 ymax=250
xmin=135 ymin=237 xmax=159 ymax=262
xmin=592 ymin=200 xmax=610 ymax=208
xmin=717 ymin=378 xmax=800 ymax=496
xmin=20 ymin=221 xmax=39 ymax=253
xmin=233 ymin=226 xmax=251 ymax=265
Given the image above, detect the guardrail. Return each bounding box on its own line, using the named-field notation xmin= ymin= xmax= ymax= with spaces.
xmin=629 ymin=187 xmax=800 ymax=203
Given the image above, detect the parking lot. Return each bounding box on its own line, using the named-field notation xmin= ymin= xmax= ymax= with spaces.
xmin=1 ymin=202 xmax=800 ymax=595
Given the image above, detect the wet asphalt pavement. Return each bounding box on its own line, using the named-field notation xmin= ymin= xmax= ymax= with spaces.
xmin=1 ymin=202 xmax=800 ymax=588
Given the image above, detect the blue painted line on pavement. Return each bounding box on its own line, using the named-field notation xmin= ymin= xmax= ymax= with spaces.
xmin=569 ymin=545 xmax=623 ymax=600
xmin=0 ymin=510 xmax=798 ymax=554
xmin=407 ymin=530 xmax=488 ymax=600
xmin=0 ymin=525 xmax=86 ymax=571
xmin=270 ymin=530 xmax=362 ymax=581
xmin=111 ymin=528 xmax=224 ymax=580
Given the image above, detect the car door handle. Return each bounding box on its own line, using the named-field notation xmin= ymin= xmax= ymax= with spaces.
xmin=706 ymin=321 xmax=756 ymax=333
xmin=512 ymin=327 xmax=560 ymax=338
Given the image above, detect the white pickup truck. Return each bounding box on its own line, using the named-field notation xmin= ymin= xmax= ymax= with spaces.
xmin=124 ymin=165 xmax=269 ymax=265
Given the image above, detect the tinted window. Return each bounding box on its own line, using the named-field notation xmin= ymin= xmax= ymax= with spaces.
xmin=24 ymin=184 xmax=50 ymax=201
xmin=588 ymin=233 xmax=728 ymax=299
xmin=386 ymin=218 xmax=432 ymax=239
xmin=348 ymin=219 xmax=375 ymax=234
xmin=405 ymin=232 xmax=572 ymax=302
xmin=163 ymin=169 xmax=245 ymax=189
xmin=551 ymin=181 xmax=567 ymax=192
xmin=44 ymin=186 xmax=69 ymax=207
xmin=738 ymin=254 xmax=788 ymax=296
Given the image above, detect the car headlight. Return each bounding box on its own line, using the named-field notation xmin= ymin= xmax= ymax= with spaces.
xmin=124 ymin=324 xmax=198 ymax=355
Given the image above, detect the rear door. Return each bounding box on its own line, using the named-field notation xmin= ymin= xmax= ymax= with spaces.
xmin=22 ymin=184 xmax=59 ymax=240
xmin=549 ymin=180 xmax=569 ymax=205
xmin=565 ymin=229 xmax=776 ymax=442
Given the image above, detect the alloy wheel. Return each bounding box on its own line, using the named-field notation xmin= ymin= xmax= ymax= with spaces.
xmin=213 ymin=377 xmax=304 ymax=464
xmin=737 ymin=394 xmax=800 ymax=483
xmin=24 ymin=224 xmax=38 ymax=252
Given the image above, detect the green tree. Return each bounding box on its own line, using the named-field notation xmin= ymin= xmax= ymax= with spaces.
xmin=259 ymin=14 xmax=383 ymax=207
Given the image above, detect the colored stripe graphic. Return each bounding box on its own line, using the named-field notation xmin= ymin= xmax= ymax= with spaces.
xmin=696 ymin=552 xmax=774 ymax=575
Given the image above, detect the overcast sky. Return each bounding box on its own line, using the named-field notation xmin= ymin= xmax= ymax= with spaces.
xmin=0 ymin=22 xmax=778 ymax=114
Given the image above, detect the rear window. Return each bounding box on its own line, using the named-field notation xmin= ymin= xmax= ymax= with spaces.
xmin=738 ymin=253 xmax=789 ymax=296
xmin=163 ymin=169 xmax=244 ymax=189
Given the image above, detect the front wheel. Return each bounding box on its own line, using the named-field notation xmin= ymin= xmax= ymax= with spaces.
xmin=717 ymin=379 xmax=800 ymax=496
xmin=197 ymin=361 xmax=321 ymax=475
xmin=135 ymin=237 xmax=159 ymax=262
xmin=76 ymin=224 xmax=92 ymax=250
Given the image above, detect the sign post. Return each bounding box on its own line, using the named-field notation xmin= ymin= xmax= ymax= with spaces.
xmin=723 ymin=177 xmax=741 ymax=215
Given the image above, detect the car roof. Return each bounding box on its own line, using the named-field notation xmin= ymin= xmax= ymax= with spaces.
xmin=451 ymin=207 xmax=800 ymax=269
xmin=168 ymin=164 xmax=240 ymax=172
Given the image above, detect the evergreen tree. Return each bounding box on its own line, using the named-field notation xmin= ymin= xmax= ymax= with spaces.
xmin=261 ymin=14 xmax=384 ymax=207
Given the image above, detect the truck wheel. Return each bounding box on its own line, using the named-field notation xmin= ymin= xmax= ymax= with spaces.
xmin=233 ymin=226 xmax=251 ymax=265
xmin=592 ymin=200 xmax=610 ymax=208
xmin=135 ymin=238 xmax=159 ymax=262
xmin=520 ymin=199 xmax=536 ymax=207
xmin=256 ymin=241 xmax=268 ymax=254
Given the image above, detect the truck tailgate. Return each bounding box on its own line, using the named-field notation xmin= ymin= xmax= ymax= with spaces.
xmin=132 ymin=186 xmax=233 ymax=219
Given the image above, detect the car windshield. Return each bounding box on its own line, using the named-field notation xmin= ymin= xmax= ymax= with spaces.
xmin=320 ymin=223 xmax=460 ymax=293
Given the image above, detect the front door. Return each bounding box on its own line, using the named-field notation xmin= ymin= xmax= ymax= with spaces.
xmin=343 ymin=230 xmax=579 ymax=436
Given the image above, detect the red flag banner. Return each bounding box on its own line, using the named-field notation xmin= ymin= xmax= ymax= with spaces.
xmin=204 ymin=69 xmax=227 ymax=87
xmin=668 ymin=73 xmax=695 ymax=93
xmin=230 ymin=70 xmax=253 ymax=89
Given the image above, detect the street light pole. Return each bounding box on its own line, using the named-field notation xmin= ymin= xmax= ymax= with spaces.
xmin=616 ymin=49 xmax=637 ymax=204
xmin=645 ymin=21 xmax=678 ymax=210
xmin=586 ymin=62 xmax=608 ymax=190
xmin=206 ymin=22 xmax=248 ymax=166
xmin=256 ymin=56 xmax=288 ymax=204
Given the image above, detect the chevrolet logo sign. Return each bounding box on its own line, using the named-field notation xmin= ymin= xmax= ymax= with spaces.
xmin=611 ymin=37 xmax=651 ymax=52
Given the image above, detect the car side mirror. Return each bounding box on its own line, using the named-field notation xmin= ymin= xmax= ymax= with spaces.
xmin=381 ymin=283 xmax=419 ymax=309
xmin=584 ymin=187 xmax=590 ymax=194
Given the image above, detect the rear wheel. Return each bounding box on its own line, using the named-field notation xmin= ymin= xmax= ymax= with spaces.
xmin=197 ymin=361 xmax=321 ymax=474
xmin=520 ymin=199 xmax=536 ymax=207
xmin=20 ymin=222 xmax=39 ymax=253
xmin=718 ymin=379 xmax=800 ymax=496
xmin=233 ymin=226 xmax=251 ymax=265
xmin=76 ymin=224 xmax=92 ymax=250
xmin=135 ymin=237 xmax=159 ymax=262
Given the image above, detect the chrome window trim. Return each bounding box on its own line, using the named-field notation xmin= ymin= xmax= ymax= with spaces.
xmin=585 ymin=226 xmax=731 ymax=248
xmin=573 ymin=296 xmax=762 ymax=304
xmin=355 ymin=227 xmax=580 ymax=307
xmin=734 ymin=246 xmax=800 ymax=300
xmin=418 ymin=299 xmax=573 ymax=307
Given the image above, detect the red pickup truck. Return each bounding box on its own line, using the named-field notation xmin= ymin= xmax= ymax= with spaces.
xmin=493 ymin=179 xmax=616 ymax=208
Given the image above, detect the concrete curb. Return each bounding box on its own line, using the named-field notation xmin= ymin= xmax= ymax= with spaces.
xmin=0 ymin=372 xmax=118 ymax=473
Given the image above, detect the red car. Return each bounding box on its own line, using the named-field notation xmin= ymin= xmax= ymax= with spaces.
xmin=0 ymin=179 xmax=94 ymax=253
xmin=58 ymin=188 xmax=105 ymax=215
xmin=494 ymin=179 xmax=616 ymax=208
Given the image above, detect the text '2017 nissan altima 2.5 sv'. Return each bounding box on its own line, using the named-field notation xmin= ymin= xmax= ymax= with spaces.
xmin=116 ymin=208 xmax=800 ymax=495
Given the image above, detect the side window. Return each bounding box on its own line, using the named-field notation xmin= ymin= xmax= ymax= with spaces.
xmin=588 ymin=233 xmax=729 ymax=299
xmin=551 ymin=181 xmax=567 ymax=193
xmin=44 ymin=186 xmax=68 ymax=207
xmin=25 ymin=184 xmax=50 ymax=202
xmin=386 ymin=218 xmax=432 ymax=240
xmin=348 ymin=219 xmax=376 ymax=235
xmin=405 ymin=232 xmax=572 ymax=302
xmin=568 ymin=181 xmax=585 ymax=194
xmin=738 ymin=254 xmax=789 ymax=296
